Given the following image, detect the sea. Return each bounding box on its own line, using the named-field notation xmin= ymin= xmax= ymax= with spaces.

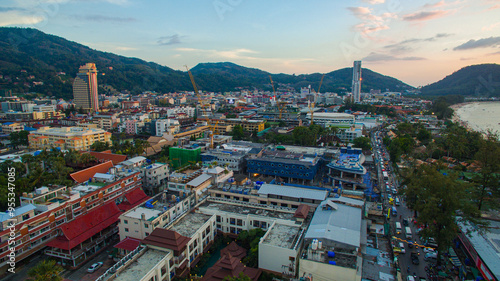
xmin=453 ymin=102 xmax=500 ymax=136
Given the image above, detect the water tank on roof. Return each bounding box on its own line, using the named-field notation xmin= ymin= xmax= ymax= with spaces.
xmin=176 ymin=197 xmax=180 ymax=202
xmin=328 ymin=251 xmax=335 ymax=258
xmin=328 ymin=261 xmax=336 ymax=265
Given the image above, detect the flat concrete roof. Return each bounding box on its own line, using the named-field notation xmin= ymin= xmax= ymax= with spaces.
xmin=199 ymin=201 xmax=295 ymax=221
xmin=114 ymin=249 xmax=166 ymax=281
xmin=169 ymin=213 xmax=212 ymax=238
xmin=262 ymin=223 xmax=300 ymax=249
xmin=258 ymin=184 xmax=328 ymax=201
xmin=124 ymin=207 xmax=162 ymax=220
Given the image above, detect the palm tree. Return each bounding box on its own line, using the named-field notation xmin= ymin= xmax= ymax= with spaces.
xmin=27 ymin=260 xmax=63 ymax=281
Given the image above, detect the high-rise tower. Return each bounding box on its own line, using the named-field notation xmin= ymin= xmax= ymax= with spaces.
xmin=352 ymin=61 xmax=362 ymax=103
xmin=73 ymin=63 xmax=99 ymax=112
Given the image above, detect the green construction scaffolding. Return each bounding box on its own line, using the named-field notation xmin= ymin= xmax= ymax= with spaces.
xmin=169 ymin=147 xmax=201 ymax=170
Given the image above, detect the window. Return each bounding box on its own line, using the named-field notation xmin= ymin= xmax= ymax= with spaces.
xmin=145 ymin=232 xmax=149 ymax=236
xmin=123 ymin=220 xmax=128 ymax=224
xmin=125 ymin=228 xmax=129 ymax=232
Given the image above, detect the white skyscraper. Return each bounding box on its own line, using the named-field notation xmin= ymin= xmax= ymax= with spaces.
xmin=352 ymin=61 xmax=362 ymax=102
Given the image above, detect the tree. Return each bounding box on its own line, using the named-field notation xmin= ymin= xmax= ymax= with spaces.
xmin=231 ymin=125 xmax=245 ymax=140
xmin=224 ymin=273 xmax=252 ymax=281
xmin=352 ymin=136 xmax=372 ymax=151
xmin=90 ymin=140 xmax=110 ymax=152
xmin=403 ymin=164 xmax=480 ymax=263
xmin=471 ymin=131 xmax=500 ymax=210
xmin=27 ymin=259 xmax=63 ymax=281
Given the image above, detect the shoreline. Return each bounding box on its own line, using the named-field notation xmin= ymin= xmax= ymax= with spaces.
xmin=450 ymin=101 xmax=500 ymax=136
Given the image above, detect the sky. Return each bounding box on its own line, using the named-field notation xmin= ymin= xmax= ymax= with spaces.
xmin=1 ymin=0 xmax=500 ymax=87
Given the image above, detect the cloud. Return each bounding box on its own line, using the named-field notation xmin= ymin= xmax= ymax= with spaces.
xmin=482 ymin=22 xmax=500 ymax=31
xmin=362 ymin=0 xmax=385 ymax=4
xmin=402 ymin=10 xmax=449 ymax=21
xmin=453 ymin=36 xmax=500 ymax=50
xmin=0 ymin=7 xmax=26 ymax=12
xmin=0 ymin=11 xmax=44 ymax=26
xmin=75 ymin=14 xmax=136 ymax=22
xmin=157 ymin=34 xmax=185 ymax=46
xmin=486 ymin=51 xmax=500 ymax=56
xmin=347 ymin=6 xmax=396 ymax=34
xmin=423 ymin=0 xmax=446 ymax=9
xmin=362 ymin=52 xmax=426 ymax=62
xmin=383 ymin=33 xmax=453 ymax=52
xmin=176 ymin=47 xmax=259 ymax=60
xmin=115 ymin=46 xmax=137 ymax=51
xmin=347 ymin=7 xmax=372 ymax=17
xmin=488 ymin=4 xmax=500 ymax=10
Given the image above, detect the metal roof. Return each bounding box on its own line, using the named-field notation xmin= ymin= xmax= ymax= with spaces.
xmin=257 ymin=183 xmax=328 ymax=201
xmin=458 ymin=220 xmax=500 ymax=280
xmin=186 ymin=174 xmax=212 ymax=187
xmin=0 ymin=204 xmax=36 ymax=222
xmin=305 ymin=199 xmax=363 ymax=247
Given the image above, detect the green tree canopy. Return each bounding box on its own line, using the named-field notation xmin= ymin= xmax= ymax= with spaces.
xmin=27 ymin=259 xmax=63 ymax=281
xmin=352 ymin=137 xmax=372 ymax=151
xmin=403 ymin=164 xmax=480 ymax=261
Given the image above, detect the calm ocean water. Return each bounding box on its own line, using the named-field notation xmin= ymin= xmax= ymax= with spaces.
xmin=454 ymin=102 xmax=500 ymax=135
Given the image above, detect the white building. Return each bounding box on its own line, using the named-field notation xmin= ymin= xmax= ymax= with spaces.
xmin=299 ymin=198 xmax=365 ymax=281
xmin=142 ymin=162 xmax=170 ymax=192
xmin=156 ymin=119 xmax=180 ymax=136
xmin=306 ymin=112 xmax=355 ymax=126
xmin=166 ymin=106 xmax=195 ymax=117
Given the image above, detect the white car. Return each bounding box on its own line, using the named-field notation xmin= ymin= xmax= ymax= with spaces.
xmin=423 ymin=247 xmax=436 ymax=254
xmin=87 ymin=262 xmax=103 ymax=273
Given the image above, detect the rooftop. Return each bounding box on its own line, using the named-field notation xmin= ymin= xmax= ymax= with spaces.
xmin=186 ymin=174 xmax=212 ymax=187
xmin=305 ymin=198 xmax=363 ymax=248
xmin=199 ymin=201 xmax=295 ymax=221
xmin=0 ymin=204 xmax=36 ymax=222
xmin=169 ymin=212 xmax=213 ymax=238
xmin=258 ymin=184 xmax=328 ymax=201
xmin=124 ymin=207 xmax=162 ymax=221
xmin=262 ymin=223 xmax=301 ymax=249
xmin=112 ymin=248 xmax=167 ymax=281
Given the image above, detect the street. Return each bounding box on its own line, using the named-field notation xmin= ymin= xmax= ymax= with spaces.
xmin=372 ymin=130 xmax=434 ymax=281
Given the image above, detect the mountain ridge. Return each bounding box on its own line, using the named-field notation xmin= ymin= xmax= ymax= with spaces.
xmin=0 ymin=27 xmax=425 ymax=98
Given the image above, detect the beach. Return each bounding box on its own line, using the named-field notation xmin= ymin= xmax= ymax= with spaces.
xmin=451 ymin=102 xmax=500 ymax=136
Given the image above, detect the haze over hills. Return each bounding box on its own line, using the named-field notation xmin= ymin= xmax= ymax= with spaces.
xmin=420 ymin=64 xmax=500 ymax=97
xmin=3 ymin=27 xmax=497 ymax=99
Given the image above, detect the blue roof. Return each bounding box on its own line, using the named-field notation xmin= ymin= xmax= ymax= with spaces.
xmin=24 ymin=126 xmax=37 ymax=131
xmin=0 ymin=204 xmax=37 ymax=222
xmin=3 ymin=122 xmax=14 ymax=125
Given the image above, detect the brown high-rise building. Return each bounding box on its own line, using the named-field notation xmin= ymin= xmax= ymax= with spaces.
xmin=73 ymin=63 xmax=99 ymax=112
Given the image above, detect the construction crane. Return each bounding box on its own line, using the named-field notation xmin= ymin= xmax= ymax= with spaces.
xmin=208 ymin=120 xmax=219 ymax=149
xmin=309 ymin=74 xmax=325 ymax=125
xmin=185 ymin=65 xmax=209 ymax=120
xmin=269 ymin=75 xmax=287 ymax=120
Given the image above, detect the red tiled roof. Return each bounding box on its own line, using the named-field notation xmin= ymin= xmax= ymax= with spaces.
xmin=294 ymin=204 xmax=310 ymax=219
xmin=142 ymin=228 xmax=190 ymax=253
xmin=69 ymin=161 xmax=114 ymax=183
xmin=114 ymin=237 xmax=141 ymax=252
xmin=117 ymin=188 xmax=150 ymax=211
xmin=46 ymin=202 xmax=121 ymax=251
xmin=87 ymin=151 xmax=127 ymax=165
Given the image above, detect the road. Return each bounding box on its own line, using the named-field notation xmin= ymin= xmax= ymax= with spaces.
xmin=372 ymin=130 xmax=433 ymax=281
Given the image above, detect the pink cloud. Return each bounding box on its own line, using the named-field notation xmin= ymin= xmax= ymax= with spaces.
xmin=402 ymin=10 xmax=449 ymax=21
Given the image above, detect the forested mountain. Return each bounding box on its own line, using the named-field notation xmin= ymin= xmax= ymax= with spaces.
xmin=0 ymin=27 xmax=413 ymax=98
xmin=420 ymin=64 xmax=500 ymax=97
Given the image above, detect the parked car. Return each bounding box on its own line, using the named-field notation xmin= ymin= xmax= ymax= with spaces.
xmin=403 ymin=219 xmax=409 ymax=226
xmin=87 ymin=262 xmax=104 ymax=273
xmin=423 ymin=247 xmax=436 ymax=254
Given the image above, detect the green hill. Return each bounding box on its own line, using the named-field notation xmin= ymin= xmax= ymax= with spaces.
xmin=420 ymin=64 xmax=500 ymax=97
xmin=0 ymin=27 xmax=413 ymax=98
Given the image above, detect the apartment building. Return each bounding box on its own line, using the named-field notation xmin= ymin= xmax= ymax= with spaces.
xmin=1 ymin=122 xmax=23 ymax=134
xmin=156 ymin=119 xmax=180 ymax=136
xmin=28 ymin=126 xmax=111 ymax=151
xmin=142 ymin=162 xmax=170 ymax=193
xmin=0 ymin=166 xmax=146 ymax=269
